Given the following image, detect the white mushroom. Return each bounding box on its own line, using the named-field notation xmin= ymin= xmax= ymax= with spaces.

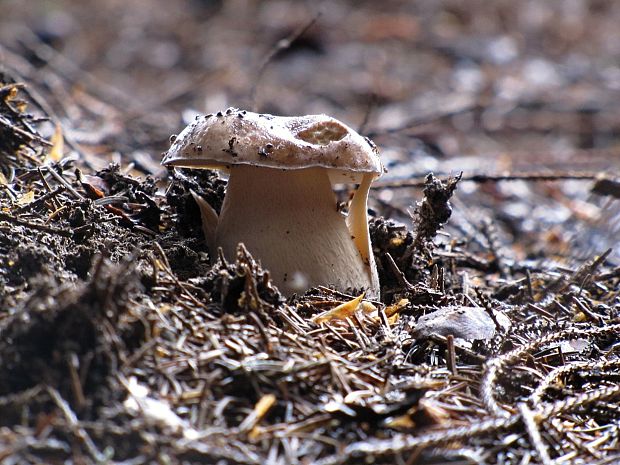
xmin=162 ymin=108 xmax=384 ymax=299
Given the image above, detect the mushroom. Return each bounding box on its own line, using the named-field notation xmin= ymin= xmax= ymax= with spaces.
xmin=412 ymin=306 xmax=511 ymax=341
xmin=162 ymin=108 xmax=383 ymax=299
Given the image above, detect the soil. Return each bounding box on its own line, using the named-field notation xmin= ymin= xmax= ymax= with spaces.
xmin=1 ymin=1 xmax=619 ymax=464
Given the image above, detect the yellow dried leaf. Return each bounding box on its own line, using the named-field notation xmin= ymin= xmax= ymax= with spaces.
xmin=248 ymin=425 xmax=263 ymax=440
xmin=312 ymin=293 xmax=365 ymax=324
xmin=7 ymin=86 xmax=18 ymax=100
xmin=385 ymin=298 xmax=409 ymax=317
xmin=151 ymin=325 xmax=161 ymax=338
xmin=384 ymin=414 xmax=416 ymax=430
xmin=49 ymin=123 xmax=64 ymax=162
xmin=360 ymin=301 xmax=377 ymax=314
xmin=155 ymin=346 xmax=169 ymax=357
xmin=244 ymin=393 xmax=277 ymax=439
xmin=389 ymin=236 xmax=405 ymax=247
xmin=0 ymin=172 xmax=7 ymax=186
xmin=573 ymin=311 xmax=587 ymax=323
xmin=179 ymin=390 xmax=203 ymax=401
xmin=253 ymin=393 xmax=276 ymax=419
xmin=16 ymin=190 xmax=35 ymax=205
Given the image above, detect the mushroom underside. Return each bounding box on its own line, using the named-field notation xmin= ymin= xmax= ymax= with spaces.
xmin=214 ymin=165 xmax=379 ymax=298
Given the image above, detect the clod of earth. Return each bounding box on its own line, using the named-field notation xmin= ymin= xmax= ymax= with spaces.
xmin=162 ymin=108 xmax=384 ymax=298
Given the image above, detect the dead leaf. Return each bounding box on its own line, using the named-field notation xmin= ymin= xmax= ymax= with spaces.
xmin=385 ymin=298 xmax=409 ymax=317
xmin=312 ymin=293 xmax=365 ymax=324
xmin=241 ymin=393 xmax=277 ymax=438
xmin=48 ymin=123 xmax=64 ymax=162
xmin=383 ymin=414 xmax=416 ymax=430
xmin=16 ymin=190 xmax=35 ymax=205
xmin=254 ymin=394 xmax=276 ymax=419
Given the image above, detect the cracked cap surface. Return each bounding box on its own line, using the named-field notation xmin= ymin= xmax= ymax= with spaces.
xmin=162 ymin=108 xmax=384 ymax=182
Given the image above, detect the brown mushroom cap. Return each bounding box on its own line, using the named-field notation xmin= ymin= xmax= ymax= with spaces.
xmin=162 ymin=108 xmax=383 ymax=183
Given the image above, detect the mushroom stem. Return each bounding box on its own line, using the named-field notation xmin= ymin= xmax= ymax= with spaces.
xmin=216 ymin=165 xmax=379 ymax=298
xmin=346 ymin=173 xmax=373 ymax=264
xmin=346 ymin=173 xmax=380 ymax=295
xmin=190 ymin=189 xmax=218 ymax=255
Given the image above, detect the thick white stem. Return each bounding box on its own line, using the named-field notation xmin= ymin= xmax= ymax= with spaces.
xmin=216 ymin=166 xmax=379 ymax=298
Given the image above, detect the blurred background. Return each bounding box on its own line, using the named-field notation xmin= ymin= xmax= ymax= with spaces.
xmin=1 ymin=0 xmax=619 ymax=262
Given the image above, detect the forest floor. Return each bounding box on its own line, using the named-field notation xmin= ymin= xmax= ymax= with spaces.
xmin=1 ymin=1 xmax=619 ymax=464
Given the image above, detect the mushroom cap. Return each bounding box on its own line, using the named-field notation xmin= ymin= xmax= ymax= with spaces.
xmin=162 ymin=108 xmax=383 ymax=183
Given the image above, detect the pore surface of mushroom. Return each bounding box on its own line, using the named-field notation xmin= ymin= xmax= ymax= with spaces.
xmin=163 ymin=108 xmax=383 ymax=299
